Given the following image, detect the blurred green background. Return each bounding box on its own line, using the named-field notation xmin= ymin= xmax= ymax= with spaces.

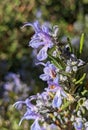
xmin=0 ymin=0 xmax=88 ymax=130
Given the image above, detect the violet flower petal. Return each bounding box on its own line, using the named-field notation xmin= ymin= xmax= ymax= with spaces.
xmin=22 ymin=21 xmax=41 ymax=33
xmin=31 ymin=119 xmax=41 ymax=130
xmin=74 ymin=121 xmax=83 ymax=130
xmin=29 ymin=39 xmax=44 ymax=48
xmin=39 ymin=74 xmax=50 ymax=81
xmin=52 ymin=94 xmax=62 ymax=108
xmin=52 ymin=90 xmax=62 ymax=108
xmin=37 ymin=46 xmax=48 ymax=61
xmin=42 ymin=24 xmax=51 ymax=34
xmin=19 ymin=110 xmax=39 ymax=126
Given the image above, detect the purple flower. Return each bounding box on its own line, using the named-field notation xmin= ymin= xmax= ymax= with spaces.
xmin=13 ymin=98 xmax=36 ymax=110
xmin=39 ymin=61 xmax=58 ymax=83
xmin=40 ymin=91 xmax=49 ymax=101
xmin=22 ymin=21 xmax=54 ymax=61
xmin=4 ymin=73 xmax=21 ymax=91
xmin=74 ymin=120 xmax=83 ymax=130
xmin=45 ymin=82 xmax=67 ymax=108
xmin=52 ymin=87 xmax=67 ymax=108
xmin=19 ymin=108 xmax=40 ymax=126
xmin=31 ymin=119 xmax=42 ymax=130
xmin=13 ymin=98 xmax=41 ymax=126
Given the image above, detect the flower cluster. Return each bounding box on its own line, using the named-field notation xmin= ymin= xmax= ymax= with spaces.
xmin=22 ymin=21 xmax=54 ymax=61
xmin=2 ymin=72 xmax=30 ymax=101
xmin=14 ymin=21 xmax=88 ymax=130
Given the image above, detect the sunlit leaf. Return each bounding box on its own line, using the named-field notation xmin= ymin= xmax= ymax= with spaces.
xmin=79 ymin=33 xmax=84 ymax=54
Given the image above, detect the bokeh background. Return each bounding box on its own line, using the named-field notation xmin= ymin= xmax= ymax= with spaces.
xmin=0 ymin=0 xmax=88 ymax=130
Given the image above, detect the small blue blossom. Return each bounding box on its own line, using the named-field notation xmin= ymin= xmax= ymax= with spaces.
xmin=4 ymin=73 xmax=22 ymax=92
xmin=13 ymin=98 xmax=41 ymax=126
xmin=52 ymin=89 xmax=62 ymax=108
xmin=19 ymin=108 xmax=39 ymax=125
xmin=52 ymin=87 xmax=67 ymax=108
xmin=22 ymin=21 xmax=54 ymax=61
xmin=39 ymin=61 xmax=59 ymax=83
xmin=74 ymin=118 xmax=83 ymax=130
xmin=13 ymin=98 xmax=35 ymax=110
xmin=31 ymin=119 xmax=42 ymax=130
xmin=45 ymin=82 xmax=67 ymax=109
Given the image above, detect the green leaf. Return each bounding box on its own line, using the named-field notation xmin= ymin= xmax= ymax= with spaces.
xmin=75 ymin=73 xmax=86 ymax=85
xmin=48 ymin=54 xmax=63 ymax=70
xmin=81 ymin=89 xmax=88 ymax=96
xmin=79 ymin=33 xmax=84 ymax=54
xmin=67 ymin=37 xmax=73 ymax=52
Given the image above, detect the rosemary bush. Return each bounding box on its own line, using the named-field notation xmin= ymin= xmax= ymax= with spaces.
xmin=14 ymin=21 xmax=88 ymax=130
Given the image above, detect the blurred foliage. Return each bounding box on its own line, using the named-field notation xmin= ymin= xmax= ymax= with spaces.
xmin=0 ymin=0 xmax=88 ymax=130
